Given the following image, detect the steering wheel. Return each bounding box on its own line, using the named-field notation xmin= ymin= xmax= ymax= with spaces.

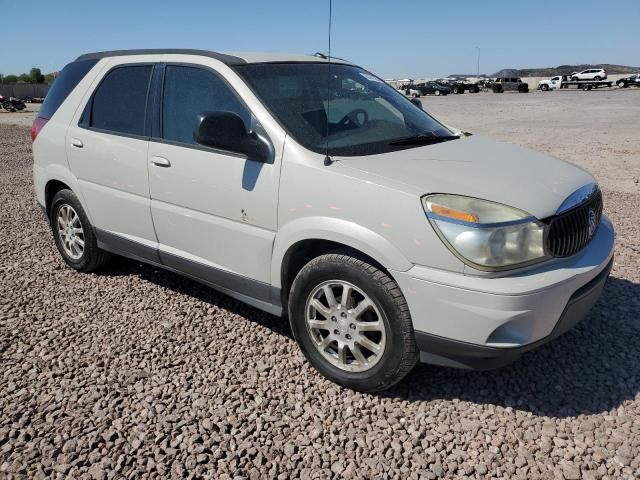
xmin=338 ymin=108 xmax=369 ymax=128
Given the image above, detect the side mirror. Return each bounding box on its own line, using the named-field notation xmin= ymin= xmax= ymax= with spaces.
xmin=193 ymin=111 xmax=273 ymax=163
xmin=409 ymin=97 xmax=423 ymax=110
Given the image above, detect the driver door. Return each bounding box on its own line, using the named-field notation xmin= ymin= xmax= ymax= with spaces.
xmin=148 ymin=64 xmax=281 ymax=291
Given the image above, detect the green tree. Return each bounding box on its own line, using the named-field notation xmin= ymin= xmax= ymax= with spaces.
xmin=0 ymin=74 xmax=4 ymax=84
xmin=18 ymin=73 xmax=31 ymax=83
xmin=30 ymin=67 xmax=45 ymax=83
xmin=44 ymin=73 xmax=56 ymax=84
xmin=5 ymin=74 xmax=18 ymax=83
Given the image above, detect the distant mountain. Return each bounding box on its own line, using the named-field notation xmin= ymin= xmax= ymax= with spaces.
xmin=447 ymin=74 xmax=490 ymax=78
xmin=492 ymin=64 xmax=640 ymax=77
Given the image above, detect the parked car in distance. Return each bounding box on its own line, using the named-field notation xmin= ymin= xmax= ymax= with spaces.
xmin=398 ymin=86 xmax=421 ymax=97
xmin=616 ymin=74 xmax=640 ymax=88
xmin=412 ymin=81 xmax=450 ymax=96
xmin=571 ymin=69 xmax=607 ymax=81
xmin=437 ymin=78 xmax=479 ymax=94
xmin=476 ymin=79 xmax=495 ymax=91
xmin=493 ymin=77 xmax=529 ymax=93
xmin=32 ymin=49 xmax=614 ymax=392
xmin=24 ymin=96 xmax=46 ymax=103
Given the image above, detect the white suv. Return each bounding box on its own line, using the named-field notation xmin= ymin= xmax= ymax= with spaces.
xmin=32 ymin=50 xmax=614 ymax=391
xmin=570 ymin=68 xmax=607 ymax=81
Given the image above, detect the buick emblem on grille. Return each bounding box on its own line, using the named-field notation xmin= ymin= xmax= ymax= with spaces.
xmin=588 ymin=208 xmax=597 ymax=239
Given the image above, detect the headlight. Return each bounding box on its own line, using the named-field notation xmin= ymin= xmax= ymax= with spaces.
xmin=422 ymin=194 xmax=548 ymax=269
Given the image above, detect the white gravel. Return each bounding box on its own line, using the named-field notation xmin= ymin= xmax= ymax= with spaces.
xmin=1 ymin=89 xmax=639 ymax=479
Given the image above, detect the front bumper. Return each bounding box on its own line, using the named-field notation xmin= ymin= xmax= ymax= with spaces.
xmin=391 ymin=215 xmax=615 ymax=369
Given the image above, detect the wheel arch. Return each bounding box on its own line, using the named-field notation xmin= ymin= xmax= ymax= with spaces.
xmin=45 ymin=179 xmax=72 ymax=217
xmin=39 ymin=164 xmax=91 ymax=222
xmin=272 ymin=217 xmax=413 ymax=307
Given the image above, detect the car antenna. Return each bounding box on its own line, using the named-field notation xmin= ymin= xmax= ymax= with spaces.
xmin=324 ymin=0 xmax=334 ymax=166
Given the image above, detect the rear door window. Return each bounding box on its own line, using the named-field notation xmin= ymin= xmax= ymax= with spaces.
xmin=89 ymin=65 xmax=153 ymax=136
xmin=162 ymin=65 xmax=251 ymax=146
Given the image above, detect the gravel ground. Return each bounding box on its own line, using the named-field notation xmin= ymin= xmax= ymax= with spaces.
xmin=1 ymin=89 xmax=640 ymax=479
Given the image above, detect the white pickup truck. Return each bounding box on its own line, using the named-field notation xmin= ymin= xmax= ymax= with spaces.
xmin=539 ymin=75 xmax=613 ymax=91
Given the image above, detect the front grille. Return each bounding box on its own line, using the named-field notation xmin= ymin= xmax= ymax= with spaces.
xmin=546 ymin=189 xmax=603 ymax=257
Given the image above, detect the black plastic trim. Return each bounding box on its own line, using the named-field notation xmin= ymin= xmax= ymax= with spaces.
xmin=158 ymin=250 xmax=272 ymax=304
xmin=415 ymin=257 xmax=613 ymax=370
xmin=149 ymin=63 xmax=165 ymax=139
xmin=93 ymin=228 xmax=281 ymax=315
xmin=95 ymin=229 xmax=160 ymax=265
xmin=75 ymin=49 xmax=247 ymax=66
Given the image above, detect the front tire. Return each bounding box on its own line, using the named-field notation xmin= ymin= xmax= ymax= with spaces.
xmin=288 ymin=251 xmax=418 ymax=392
xmin=541 ymin=84 xmax=549 ymax=91
xmin=50 ymin=189 xmax=111 ymax=272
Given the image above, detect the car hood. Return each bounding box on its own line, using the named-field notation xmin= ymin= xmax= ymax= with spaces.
xmin=335 ymin=136 xmax=595 ymax=219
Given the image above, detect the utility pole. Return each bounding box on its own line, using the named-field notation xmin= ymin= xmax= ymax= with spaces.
xmin=476 ymin=47 xmax=481 ymax=77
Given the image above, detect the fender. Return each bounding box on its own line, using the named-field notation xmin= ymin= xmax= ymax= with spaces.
xmin=39 ymin=164 xmax=95 ymax=224
xmin=271 ymin=216 xmax=413 ymax=289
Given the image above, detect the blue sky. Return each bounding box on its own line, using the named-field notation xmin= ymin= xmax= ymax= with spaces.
xmin=2 ymin=0 xmax=639 ymax=78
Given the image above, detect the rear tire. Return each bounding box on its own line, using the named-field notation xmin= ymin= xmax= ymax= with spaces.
xmin=50 ymin=189 xmax=111 ymax=272
xmin=593 ymin=76 xmax=601 ymax=81
xmin=434 ymin=90 xmax=440 ymax=96
xmin=288 ymin=251 xmax=418 ymax=392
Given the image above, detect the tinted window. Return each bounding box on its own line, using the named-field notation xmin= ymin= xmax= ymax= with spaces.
xmin=39 ymin=59 xmax=97 ymax=119
xmin=90 ymin=65 xmax=152 ymax=136
xmin=162 ymin=65 xmax=250 ymax=145
xmin=236 ymin=63 xmax=453 ymax=157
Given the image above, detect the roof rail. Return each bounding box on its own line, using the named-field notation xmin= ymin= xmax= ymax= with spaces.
xmin=74 ymin=49 xmax=246 ymax=66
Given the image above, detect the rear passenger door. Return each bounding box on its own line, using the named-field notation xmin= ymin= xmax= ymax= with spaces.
xmin=147 ymin=64 xmax=280 ymax=296
xmin=67 ymin=63 xmax=158 ymax=255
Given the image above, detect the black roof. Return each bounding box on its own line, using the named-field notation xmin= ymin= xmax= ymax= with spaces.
xmin=75 ymin=49 xmax=247 ymax=66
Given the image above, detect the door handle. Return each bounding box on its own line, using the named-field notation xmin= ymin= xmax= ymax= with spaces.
xmin=151 ymin=156 xmax=171 ymax=168
xmin=70 ymin=138 xmax=83 ymax=148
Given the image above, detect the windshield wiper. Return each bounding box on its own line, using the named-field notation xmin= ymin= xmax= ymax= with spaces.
xmin=388 ymin=134 xmax=460 ymax=146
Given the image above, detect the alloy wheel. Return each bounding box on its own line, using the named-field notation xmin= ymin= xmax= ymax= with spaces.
xmin=56 ymin=204 xmax=85 ymax=260
xmin=305 ymin=280 xmax=386 ymax=373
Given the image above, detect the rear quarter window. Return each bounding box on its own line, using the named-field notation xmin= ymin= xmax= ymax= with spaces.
xmin=39 ymin=59 xmax=98 ymax=119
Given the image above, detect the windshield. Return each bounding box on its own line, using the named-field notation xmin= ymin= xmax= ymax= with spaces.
xmin=234 ymin=63 xmax=454 ymax=156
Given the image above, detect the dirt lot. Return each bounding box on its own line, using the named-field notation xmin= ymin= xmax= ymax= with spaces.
xmin=1 ymin=91 xmax=639 ymax=479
